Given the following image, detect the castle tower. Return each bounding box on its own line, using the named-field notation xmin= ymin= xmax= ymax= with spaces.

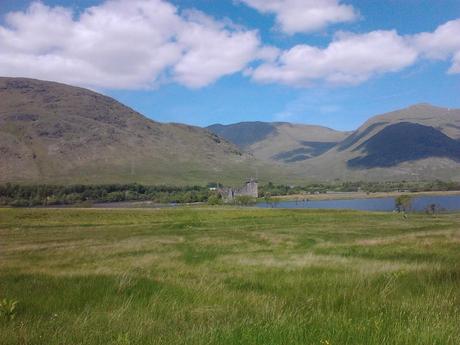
xmin=243 ymin=178 xmax=258 ymax=198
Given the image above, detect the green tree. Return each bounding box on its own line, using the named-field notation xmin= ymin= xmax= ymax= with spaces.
xmin=207 ymin=193 xmax=222 ymax=205
xmin=395 ymin=195 xmax=412 ymax=213
xmin=234 ymin=195 xmax=256 ymax=206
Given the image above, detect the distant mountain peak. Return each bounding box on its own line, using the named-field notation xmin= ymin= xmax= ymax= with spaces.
xmin=407 ymin=103 xmax=442 ymax=110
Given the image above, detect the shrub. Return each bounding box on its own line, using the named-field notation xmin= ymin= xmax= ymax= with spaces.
xmin=234 ymin=195 xmax=256 ymax=206
xmin=264 ymin=192 xmax=272 ymax=203
xmin=207 ymin=194 xmax=222 ymax=205
xmin=106 ymin=192 xmax=126 ymax=202
xmin=9 ymin=199 xmax=30 ymax=207
xmin=395 ymin=195 xmax=412 ymax=212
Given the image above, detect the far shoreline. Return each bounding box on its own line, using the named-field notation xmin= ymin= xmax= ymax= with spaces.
xmin=2 ymin=190 xmax=460 ymax=209
xmin=267 ymin=190 xmax=460 ymax=202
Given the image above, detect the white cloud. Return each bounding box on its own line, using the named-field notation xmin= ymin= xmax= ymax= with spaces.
xmin=0 ymin=0 xmax=262 ymax=89
xmin=250 ymin=30 xmax=418 ymax=86
xmin=411 ymin=19 xmax=460 ymax=74
xmin=173 ymin=14 xmax=260 ymax=88
xmin=239 ymin=0 xmax=358 ymax=34
xmin=0 ymin=1 xmax=459 ymax=90
xmin=449 ymin=51 xmax=460 ymax=74
xmin=412 ymin=19 xmax=460 ymax=59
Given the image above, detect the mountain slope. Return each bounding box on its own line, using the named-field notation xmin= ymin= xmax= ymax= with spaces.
xmin=207 ymin=122 xmax=278 ymax=148
xmin=338 ymin=104 xmax=460 ymax=153
xmin=0 ymin=77 xmax=260 ymax=184
xmin=347 ymin=122 xmax=460 ymax=168
xmin=207 ymin=104 xmax=460 ymax=181
xmin=207 ymin=122 xmax=348 ymax=163
xmin=296 ymin=104 xmax=460 ymax=181
xmin=2 ymin=78 xmax=459 ymax=184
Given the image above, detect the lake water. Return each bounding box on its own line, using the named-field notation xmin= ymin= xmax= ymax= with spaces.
xmin=257 ymin=195 xmax=460 ymax=212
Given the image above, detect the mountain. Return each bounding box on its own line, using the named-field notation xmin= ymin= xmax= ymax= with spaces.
xmin=209 ymin=104 xmax=460 ymax=182
xmin=296 ymin=104 xmax=460 ymax=181
xmin=1 ymin=77 xmax=459 ymax=185
xmin=0 ymin=77 xmax=261 ymax=185
xmin=347 ymin=122 xmax=460 ymax=168
xmin=207 ymin=122 xmax=278 ymax=148
xmin=207 ymin=122 xmax=348 ymax=164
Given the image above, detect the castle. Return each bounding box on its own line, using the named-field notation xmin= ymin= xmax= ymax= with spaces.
xmin=218 ymin=178 xmax=258 ymax=202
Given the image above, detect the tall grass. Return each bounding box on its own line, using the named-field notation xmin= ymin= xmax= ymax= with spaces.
xmin=0 ymin=208 xmax=459 ymax=344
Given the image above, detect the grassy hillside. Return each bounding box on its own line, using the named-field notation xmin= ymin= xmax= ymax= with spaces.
xmin=0 ymin=77 xmax=268 ymax=185
xmin=1 ymin=208 xmax=459 ymax=344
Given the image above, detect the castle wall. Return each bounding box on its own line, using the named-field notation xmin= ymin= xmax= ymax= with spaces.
xmin=218 ymin=179 xmax=258 ymax=201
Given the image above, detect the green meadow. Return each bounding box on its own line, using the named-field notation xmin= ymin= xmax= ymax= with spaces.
xmin=0 ymin=207 xmax=459 ymax=345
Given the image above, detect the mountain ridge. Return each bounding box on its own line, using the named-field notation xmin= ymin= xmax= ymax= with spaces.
xmin=0 ymin=77 xmax=262 ymax=185
xmin=1 ymin=77 xmax=460 ymax=184
xmin=206 ymin=103 xmax=460 ymax=182
xmin=207 ymin=121 xmax=348 ymax=164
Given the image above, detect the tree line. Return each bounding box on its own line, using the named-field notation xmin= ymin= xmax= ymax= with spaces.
xmin=1 ymin=180 xmax=459 ymax=207
xmin=0 ymin=183 xmax=216 ymax=207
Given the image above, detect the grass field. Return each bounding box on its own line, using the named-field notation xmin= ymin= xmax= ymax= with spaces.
xmin=0 ymin=207 xmax=459 ymax=345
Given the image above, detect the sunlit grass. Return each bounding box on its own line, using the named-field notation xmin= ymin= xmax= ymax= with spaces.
xmin=0 ymin=208 xmax=459 ymax=344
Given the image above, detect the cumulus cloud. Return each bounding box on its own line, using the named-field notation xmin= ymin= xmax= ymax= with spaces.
xmin=0 ymin=0 xmax=459 ymax=90
xmin=173 ymin=14 xmax=260 ymax=88
xmin=411 ymin=19 xmax=460 ymax=74
xmin=412 ymin=19 xmax=460 ymax=59
xmin=250 ymin=30 xmax=418 ymax=86
xmin=0 ymin=0 xmax=262 ymax=89
xmin=449 ymin=52 xmax=460 ymax=74
xmin=248 ymin=18 xmax=460 ymax=87
xmin=239 ymin=0 xmax=358 ymax=34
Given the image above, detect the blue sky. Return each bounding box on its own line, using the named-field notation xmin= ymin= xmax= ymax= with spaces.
xmin=1 ymin=0 xmax=459 ymax=130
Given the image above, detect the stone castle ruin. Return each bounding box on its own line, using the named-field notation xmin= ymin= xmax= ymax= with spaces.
xmin=218 ymin=178 xmax=258 ymax=202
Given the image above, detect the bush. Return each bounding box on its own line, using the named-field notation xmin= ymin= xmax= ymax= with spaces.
xmin=395 ymin=195 xmax=412 ymax=212
xmin=9 ymin=199 xmax=30 ymax=207
xmin=180 ymin=191 xmax=194 ymax=203
xmin=105 ymin=192 xmax=126 ymax=202
xmin=65 ymin=193 xmax=83 ymax=204
xmin=234 ymin=195 xmax=256 ymax=206
xmin=207 ymin=194 xmax=222 ymax=205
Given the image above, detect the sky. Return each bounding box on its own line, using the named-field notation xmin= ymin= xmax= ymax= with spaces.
xmin=0 ymin=0 xmax=459 ymax=130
